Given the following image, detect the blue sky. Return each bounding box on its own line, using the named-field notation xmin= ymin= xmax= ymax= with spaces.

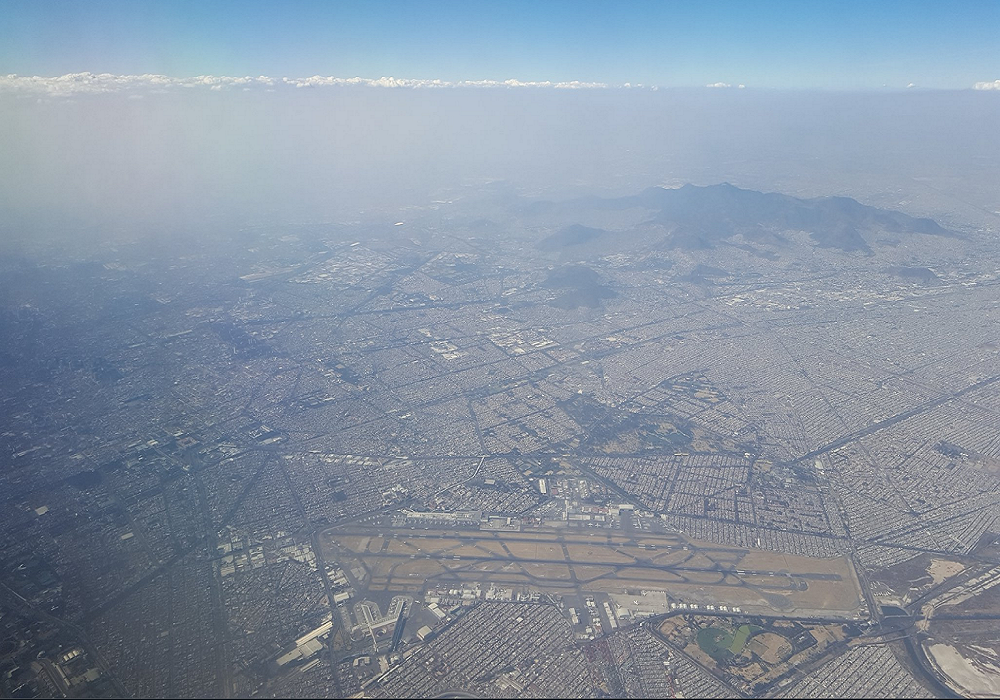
xmin=1 ymin=0 xmax=999 ymax=89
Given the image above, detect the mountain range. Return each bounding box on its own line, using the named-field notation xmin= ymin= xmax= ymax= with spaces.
xmin=533 ymin=183 xmax=950 ymax=254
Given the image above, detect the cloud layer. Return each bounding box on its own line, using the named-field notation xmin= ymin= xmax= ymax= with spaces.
xmin=3 ymin=73 xmax=998 ymax=97
xmin=0 ymin=72 xmax=618 ymax=96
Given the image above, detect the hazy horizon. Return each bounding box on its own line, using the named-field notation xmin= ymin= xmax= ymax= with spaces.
xmin=4 ymin=85 xmax=999 ymax=247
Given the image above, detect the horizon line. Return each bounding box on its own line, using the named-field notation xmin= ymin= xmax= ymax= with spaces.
xmin=2 ymin=72 xmax=999 ymax=96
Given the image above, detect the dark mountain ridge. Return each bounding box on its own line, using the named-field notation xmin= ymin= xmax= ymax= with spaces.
xmin=542 ymin=264 xmax=617 ymax=309
xmin=530 ymin=183 xmax=950 ymax=254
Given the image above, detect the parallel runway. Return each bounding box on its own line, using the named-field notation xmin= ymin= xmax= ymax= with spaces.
xmin=327 ymin=525 xmax=845 ymax=586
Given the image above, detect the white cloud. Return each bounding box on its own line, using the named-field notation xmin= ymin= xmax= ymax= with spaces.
xmin=706 ymin=82 xmax=732 ymax=88
xmin=282 ymin=76 xmax=608 ymax=89
xmin=973 ymin=79 xmax=1000 ymax=90
xmin=0 ymin=72 xmax=614 ymax=96
xmin=0 ymin=72 xmax=281 ymax=96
